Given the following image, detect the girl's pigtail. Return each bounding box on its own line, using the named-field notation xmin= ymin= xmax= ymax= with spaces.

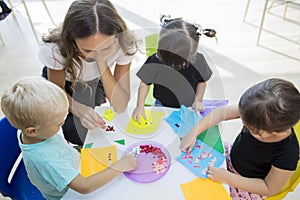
xmin=203 ymin=29 xmax=216 ymax=38
xmin=194 ymin=23 xmax=217 ymax=42
xmin=160 ymin=15 xmax=172 ymax=26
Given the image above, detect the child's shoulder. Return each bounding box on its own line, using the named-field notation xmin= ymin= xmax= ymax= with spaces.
xmin=145 ymin=53 xmax=159 ymax=64
xmin=194 ymin=52 xmax=206 ymax=60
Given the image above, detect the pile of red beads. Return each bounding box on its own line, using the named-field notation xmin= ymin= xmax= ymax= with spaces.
xmin=139 ymin=144 xmax=168 ymax=175
xmin=106 ymin=125 xmax=115 ymax=132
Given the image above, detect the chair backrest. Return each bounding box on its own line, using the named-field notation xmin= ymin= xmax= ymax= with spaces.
xmin=265 ymin=121 xmax=300 ymax=200
xmin=145 ymin=33 xmax=158 ymax=58
xmin=0 ymin=117 xmax=45 ymax=200
xmin=144 ymin=33 xmax=159 ymax=106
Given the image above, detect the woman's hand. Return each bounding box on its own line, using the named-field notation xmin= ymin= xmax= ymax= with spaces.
xmin=96 ymin=38 xmax=119 ymax=74
xmin=131 ymin=106 xmax=146 ymax=123
xmin=77 ymin=104 xmax=106 ymax=130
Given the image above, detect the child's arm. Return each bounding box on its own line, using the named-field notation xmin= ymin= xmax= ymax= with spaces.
xmin=192 ymin=82 xmax=206 ymax=112
xmin=208 ymin=165 xmax=294 ymax=196
xmin=67 ymin=155 xmax=136 ymax=194
xmin=180 ymin=104 xmax=240 ymax=153
xmin=132 ymin=82 xmax=150 ymax=123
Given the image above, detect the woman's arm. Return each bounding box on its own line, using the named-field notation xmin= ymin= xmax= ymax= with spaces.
xmin=99 ymin=63 xmax=131 ymax=113
xmin=180 ymin=104 xmax=240 ymax=152
xmin=208 ymin=165 xmax=294 ymax=196
xmin=47 ymin=68 xmax=106 ymax=129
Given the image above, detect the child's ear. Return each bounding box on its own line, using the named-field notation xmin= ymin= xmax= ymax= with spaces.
xmin=115 ymin=37 xmax=119 ymax=45
xmin=24 ymin=127 xmax=38 ymax=137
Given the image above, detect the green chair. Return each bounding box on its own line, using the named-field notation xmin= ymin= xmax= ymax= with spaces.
xmin=144 ymin=33 xmax=158 ymax=106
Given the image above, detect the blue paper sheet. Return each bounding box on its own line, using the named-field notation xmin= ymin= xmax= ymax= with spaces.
xmin=165 ymin=105 xmax=201 ymax=137
xmin=178 ymin=140 xmax=225 ymax=178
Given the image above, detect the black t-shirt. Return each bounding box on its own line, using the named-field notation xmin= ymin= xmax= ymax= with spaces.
xmin=136 ymin=53 xmax=212 ymax=108
xmin=230 ymin=128 xmax=299 ymax=179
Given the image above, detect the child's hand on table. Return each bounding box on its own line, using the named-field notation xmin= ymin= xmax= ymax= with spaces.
xmin=192 ymin=100 xmax=205 ymax=113
xmin=180 ymin=131 xmax=196 ymax=153
xmin=131 ymin=106 xmax=146 ymax=123
xmin=207 ymin=165 xmax=228 ymax=183
xmin=112 ymin=155 xmax=137 ymax=172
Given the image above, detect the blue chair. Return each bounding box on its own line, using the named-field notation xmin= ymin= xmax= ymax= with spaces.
xmin=0 ymin=117 xmax=45 ymax=200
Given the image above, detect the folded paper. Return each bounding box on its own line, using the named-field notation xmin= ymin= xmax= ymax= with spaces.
xmin=178 ymin=140 xmax=225 ymax=178
xmin=197 ymin=125 xmax=224 ymax=154
xmin=130 ymin=110 xmax=152 ymax=128
xmin=165 ymin=105 xmax=201 ymax=137
xmin=103 ymin=108 xmax=116 ymax=121
xmin=165 ymin=105 xmax=224 ymax=154
xmin=81 ymin=146 xmax=117 ymax=177
xmin=200 ymin=99 xmax=229 ymax=117
xmin=126 ymin=110 xmax=164 ymax=135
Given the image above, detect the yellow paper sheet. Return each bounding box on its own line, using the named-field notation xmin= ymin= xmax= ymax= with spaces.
xmin=125 ymin=110 xmax=164 ymax=135
xmin=81 ymin=146 xmax=117 ymax=177
xmin=130 ymin=110 xmax=152 ymax=128
xmin=180 ymin=178 xmax=231 ymax=200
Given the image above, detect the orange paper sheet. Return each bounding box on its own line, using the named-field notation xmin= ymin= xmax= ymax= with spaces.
xmin=180 ymin=178 xmax=231 ymax=200
xmin=125 ymin=110 xmax=164 ymax=135
xmin=81 ymin=146 xmax=117 ymax=177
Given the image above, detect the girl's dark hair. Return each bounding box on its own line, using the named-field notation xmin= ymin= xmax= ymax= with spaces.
xmin=42 ymin=0 xmax=137 ymax=85
xmin=239 ymin=78 xmax=300 ymax=133
xmin=157 ymin=15 xmax=216 ymax=70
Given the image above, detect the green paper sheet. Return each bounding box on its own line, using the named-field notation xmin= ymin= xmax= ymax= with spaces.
xmin=84 ymin=143 xmax=93 ymax=148
xmin=114 ymin=139 xmax=125 ymax=145
xmin=197 ymin=125 xmax=224 ymax=154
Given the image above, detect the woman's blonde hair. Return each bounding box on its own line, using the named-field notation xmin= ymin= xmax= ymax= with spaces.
xmin=1 ymin=77 xmax=69 ymax=129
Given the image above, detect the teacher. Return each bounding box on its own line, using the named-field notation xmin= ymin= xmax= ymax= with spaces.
xmin=39 ymin=0 xmax=138 ymax=145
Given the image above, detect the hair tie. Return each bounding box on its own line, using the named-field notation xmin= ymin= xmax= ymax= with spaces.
xmin=193 ymin=23 xmax=203 ymax=36
xmin=160 ymin=15 xmax=171 ymax=26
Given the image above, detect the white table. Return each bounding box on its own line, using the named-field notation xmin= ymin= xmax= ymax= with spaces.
xmin=62 ymin=106 xmax=228 ymax=200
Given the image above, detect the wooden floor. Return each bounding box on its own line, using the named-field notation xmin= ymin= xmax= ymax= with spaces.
xmin=0 ymin=0 xmax=299 ymax=199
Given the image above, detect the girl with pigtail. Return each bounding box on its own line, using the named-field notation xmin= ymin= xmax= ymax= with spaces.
xmin=132 ymin=15 xmax=216 ymax=122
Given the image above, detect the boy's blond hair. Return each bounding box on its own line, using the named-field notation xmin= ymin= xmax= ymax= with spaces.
xmin=1 ymin=77 xmax=69 ymax=129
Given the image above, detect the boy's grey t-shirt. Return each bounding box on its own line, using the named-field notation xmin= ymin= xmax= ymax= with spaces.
xmin=137 ymin=53 xmax=212 ymax=108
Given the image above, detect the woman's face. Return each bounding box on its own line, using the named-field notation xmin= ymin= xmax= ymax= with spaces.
xmin=75 ymin=32 xmax=117 ymax=62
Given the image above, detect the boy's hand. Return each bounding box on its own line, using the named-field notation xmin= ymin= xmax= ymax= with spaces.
xmin=131 ymin=106 xmax=146 ymax=124
xmin=112 ymin=155 xmax=137 ymax=172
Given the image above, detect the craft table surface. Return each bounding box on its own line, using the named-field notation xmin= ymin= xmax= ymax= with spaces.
xmin=62 ymin=106 xmax=228 ymax=200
